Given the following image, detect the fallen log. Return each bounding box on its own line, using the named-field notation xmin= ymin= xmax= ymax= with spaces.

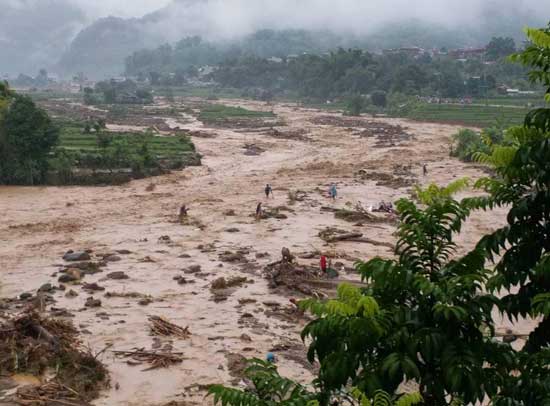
xmin=113 ymin=348 xmax=185 ymax=371
xmin=149 ymin=316 xmax=190 ymax=338
xmin=325 ymin=232 xmax=364 ymax=242
xmin=337 ymin=237 xmax=394 ymax=249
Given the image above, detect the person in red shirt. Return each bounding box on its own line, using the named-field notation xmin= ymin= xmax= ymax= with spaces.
xmin=320 ymin=255 xmax=327 ymax=273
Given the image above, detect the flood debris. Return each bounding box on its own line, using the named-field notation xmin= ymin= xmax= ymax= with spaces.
xmin=218 ymin=250 xmax=248 ymax=263
xmin=243 ymin=143 xmax=266 ymax=156
xmin=113 ymin=349 xmax=184 ymax=371
xmin=210 ymin=277 xmax=250 ymax=291
xmin=148 ymin=316 xmax=190 ymax=339
xmin=321 ymin=205 xmax=391 ymax=224
xmin=85 ymin=297 xmax=102 ymax=308
xmin=226 ymin=353 xmax=248 ymax=382
xmin=261 ymin=127 xmax=310 ymax=141
xmin=287 ymin=190 xmax=308 ymax=205
xmin=264 ymin=248 xmax=326 ymax=297
xmin=0 ymin=311 xmax=109 ymax=404
xmin=318 ymin=227 xmax=394 ymax=248
xmin=356 ymin=169 xmax=416 ymax=189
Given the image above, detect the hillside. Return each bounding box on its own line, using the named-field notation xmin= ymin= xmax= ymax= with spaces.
xmin=55 ymin=0 xmax=548 ymax=79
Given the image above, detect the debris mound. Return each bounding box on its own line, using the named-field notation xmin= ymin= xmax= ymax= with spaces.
xmin=148 ymin=316 xmax=190 ymax=338
xmin=243 ymin=143 xmax=266 ymax=156
xmin=264 ymin=248 xmax=325 ymax=297
xmin=0 ymin=311 xmax=108 ymax=404
xmin=321 ymin=204 xmax=391 ymax=224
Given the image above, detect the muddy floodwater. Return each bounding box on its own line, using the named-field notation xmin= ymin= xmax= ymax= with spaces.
xmin=0 ymin=99 xmax=535 ymax=405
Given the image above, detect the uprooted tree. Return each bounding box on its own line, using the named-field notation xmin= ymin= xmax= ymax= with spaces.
xmin=207 ymin=24 xmax=550 ymax=406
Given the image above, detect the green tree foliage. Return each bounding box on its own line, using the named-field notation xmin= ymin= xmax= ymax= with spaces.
xmin=450 ymin=129 xmax=488 ymax=161
xmin=370 ymin=90 xmax=387 ymax=108
xmin=345 ymin=95 xmax=367 ymax=116
xmin=0 ymin=88 xmax=59 ymax=185
xmin=486 ymin=37 xmax=516 ymax=61
xmin=206 ymin=24 xmax=550 ymax=406
xmin=91 ymin=79 xmax=153 ymax=105
xmin=511 ymin=24 xmax=550 ymax=131
xmin=208 ymin=358 xmax=421 ymax=406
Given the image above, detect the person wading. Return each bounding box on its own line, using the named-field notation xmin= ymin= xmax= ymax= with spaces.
xmin=255 ymin=202 xmax=263 ymax=219
xmin=320 ymin=255 xmax=327 ymax=274
xmin=178 ymin=204 xmax=189 ymax=223
xmin=329 ymin=183 xmax=337 ymax=200
xmin=264 ymin=184 xmax=273 ymax=198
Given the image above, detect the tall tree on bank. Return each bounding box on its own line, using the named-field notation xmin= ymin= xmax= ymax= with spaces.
xmin=0 ymin=85 xmax=59 ymax=185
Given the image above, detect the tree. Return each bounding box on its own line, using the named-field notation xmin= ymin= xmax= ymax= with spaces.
xmin=486 ymin=37 xmax=516 ymax=61
xmin=451 ymin=128 xmax=488 ymax=161
xmin=345 ymin=95 xmax=367 ymax=116
xmin=208 ymin=359 xmax=422 ymax=406
xmin=370 ymin=90 xmax=387 ymax=108
xmin=0 ymin=93 xmax=59 ymax=184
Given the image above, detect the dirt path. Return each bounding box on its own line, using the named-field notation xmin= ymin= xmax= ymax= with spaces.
xmin=0 ymin=98 xmax=519 ymax=405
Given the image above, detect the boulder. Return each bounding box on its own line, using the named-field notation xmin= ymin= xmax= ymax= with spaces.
xmin=19 ymin=292 xmax=33 ymax=300
xmin=104 ymin=255 xmax=122 ymax=263
xmin=183 ymin=265 xmax=201 ymax=274
xmin=38 ymin=283 xmax=53 ymax=293
xmin=107 ymin=271 xmax=129 ymax=280
xmin=65 ymin=289 xmax=79 ymax=298
xmin=83 ymin=283 xmax=105 ymax=292
xmin=58 ymin=272 xmax=80 ymax=283
xmin=63 ymin=251 xmax=91 ymax=262
xmin=85 ymin=297 xmax=102 ymax=308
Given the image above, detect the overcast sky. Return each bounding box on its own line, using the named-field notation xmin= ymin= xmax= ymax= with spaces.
xmin=69 ymin=0 xmax=172 ymax=18
xmin=52 ymin=0 xmax=550 ymax=22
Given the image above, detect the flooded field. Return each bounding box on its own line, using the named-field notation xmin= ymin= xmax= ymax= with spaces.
xmin=0 ymin=98 xmax=528 ymax=405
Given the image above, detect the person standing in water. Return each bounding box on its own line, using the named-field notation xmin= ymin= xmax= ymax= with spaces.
xmin=264 ymin=184 xmax=273 ymax=198
xmin=329 ymin=183 xmax=337 ymax=200
xmin=255 ymin=202 xmax=263 ymax=219
xmin=320 ymin=255 xmax=327 ymax=274
xmin=178 ymin=204 xmax=189 ymax=223
xmin=423 ymin=164 xmax=428 ymax=176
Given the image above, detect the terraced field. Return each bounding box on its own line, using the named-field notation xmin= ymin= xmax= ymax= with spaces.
xmin=407 ymin=103 xmax=531 ymax=127
xmin=58 ymin=123 xmax=196 ymax=161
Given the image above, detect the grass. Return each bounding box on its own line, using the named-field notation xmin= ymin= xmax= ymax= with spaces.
xmin=198 ymin=104 xmax=276 ymax=123
xmin=154 ymin=86 xmax=243 ymax=99
xmin=405 ymin=103 xmax=531 ymax=127
xmin=22 ymin=91 xmax=83 ymax=102
xmin=471 ymin=96 xmax=546 ymax=107
xmin=57 ymin=122 xmax=196 ymax=161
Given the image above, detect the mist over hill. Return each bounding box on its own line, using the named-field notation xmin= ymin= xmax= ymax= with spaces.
xmin=0 ymin=0 xmax=86 ymax=76
xmin=1 ymin=0 xmax=548 ymax=79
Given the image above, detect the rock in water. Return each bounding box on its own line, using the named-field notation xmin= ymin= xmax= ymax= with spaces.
xmin=63 ymin=251 xmax=91 ymax=261
xmin=107 ymin=271 xmax=129 ymax=280
xmin=85 ymin=297 xmax=102 ymax=308
xmin=104 ymin=255 xmax=122 ymax=262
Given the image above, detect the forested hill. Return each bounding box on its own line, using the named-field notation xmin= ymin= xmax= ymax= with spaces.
xmin=54 ymin=0 xmax=547 ymax=79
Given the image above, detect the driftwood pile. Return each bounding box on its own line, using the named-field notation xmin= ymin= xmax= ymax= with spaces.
xmin=149 ymin=316 xmax=190 ymax=338
xmin=16 ymin=380 xmax=89 ymax=406
xmin=321 ymin=205 xmax=392 ymax=224
xmin=0 ymin=311 xmax=108 ymax=404
xmin=318 ymin=227 xmax=394 ymax=249
xmin=113 ymin=348 xmax=185 ymax=371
